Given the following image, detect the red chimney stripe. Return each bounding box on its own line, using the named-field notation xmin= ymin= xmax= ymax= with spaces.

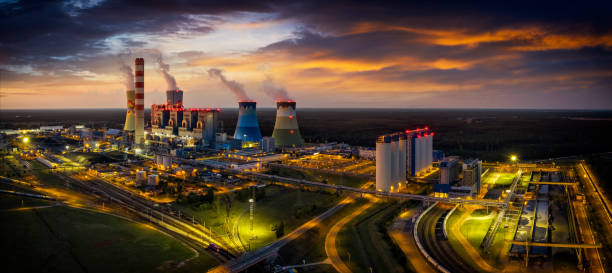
xmin=135 ymin=82 xmax=144 ymax=88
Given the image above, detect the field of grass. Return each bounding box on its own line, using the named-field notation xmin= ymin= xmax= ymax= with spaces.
xmin=173 ymin=184 xmax=340 ymax=250
xmin=458 ymin=209 xmax=496 ymax=249
xmin=483 ymin=172 xmax=516 ymax=187
xmin=335 ymin=201 xmax=409 ymax=273
xmin=267 ymin=165 xmax=369 ymax=188
xmin=0 ymin=194 xmax=217 ymax=273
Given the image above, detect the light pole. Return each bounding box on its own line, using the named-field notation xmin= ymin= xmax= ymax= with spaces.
xmin=249 ymin=198 xmax=255 ymax=239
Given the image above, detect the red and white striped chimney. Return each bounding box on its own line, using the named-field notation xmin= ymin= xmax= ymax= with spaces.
xmin=134 ymin=58 xmax=145 ymax=146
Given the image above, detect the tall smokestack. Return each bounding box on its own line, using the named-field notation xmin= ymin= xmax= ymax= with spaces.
xmin=134 ymin=58 xmax=145 ymax=147
xmin=124 ymin=90 xmax=135 ymax=131
xmin=272 ymin=101 xmax=303 ymax=147
xmin=234 ymin=101 xmax=262 ymax=143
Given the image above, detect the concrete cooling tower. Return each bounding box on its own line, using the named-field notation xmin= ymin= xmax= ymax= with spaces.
xmin=124 ymin=90 xmax=135 ymax=131
xmin=234 ymin=101 xmax=262 ymax=142
xmin=272 ymin=101 xmax=303 ymax=147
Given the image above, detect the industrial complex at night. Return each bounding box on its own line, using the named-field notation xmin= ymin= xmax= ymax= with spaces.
xmin=1 ymin=1 xmax=612 ymax=273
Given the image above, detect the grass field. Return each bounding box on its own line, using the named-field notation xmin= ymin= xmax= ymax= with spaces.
xmin=173 ymin=184 xmax=340 ymax=250
xmin=483 ymin=172 xmax=516 ymax=187
xmin=0 ymin=194 xmax=217 ymax=273
xmin=336 ymin=201 xmax=409 ymax=273
xmin=459 ymin=209 xmax=496 ymax=249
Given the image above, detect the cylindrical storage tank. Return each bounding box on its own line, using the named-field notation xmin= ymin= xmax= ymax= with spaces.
xmin=398 ymin=133 xmax=407 ymax=182
xmin=376 ymin=136 xmax=392 ymax=191
xmin=419 ymin=134 xmax=426 ymax=175
xmin=234 ymin=101 xmax=262 ymax=142
xmin=426 ymin=133 xmax=433 ymax=170
xmin=390 ymin=138 xmax=398 ymax=184
xmin=414 ymin=135 xmax=422 ymax=175
xmin=147 ymin=174 xmax=159 ymax=186
xmin=272 ymin=101 xmax=303 ymax=147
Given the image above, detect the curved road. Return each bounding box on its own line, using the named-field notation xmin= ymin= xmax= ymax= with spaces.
xmin=417 ymin=205 xmax=474 ymax=273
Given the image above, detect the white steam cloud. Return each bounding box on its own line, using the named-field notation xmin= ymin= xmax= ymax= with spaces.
xmin=208 ymin=68 xmax=251 ymax=101
xmin=156 ymin=55 xmax=178 ymax=90
xmin=262 ymin=75 xmax=291 ymax=101
xmin=120 ymin=64 xmax=134 ymax=90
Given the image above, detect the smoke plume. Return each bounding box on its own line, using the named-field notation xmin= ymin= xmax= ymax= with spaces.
xmin=156 ymin=55 xmax=178 ymax=90
xmin=120 ymin=64 xmax=134 ymax=90
xmin=262 ymin=76 xmax=291 ymax=101
xmin=208 ymin=68 xmax=251 ymax=101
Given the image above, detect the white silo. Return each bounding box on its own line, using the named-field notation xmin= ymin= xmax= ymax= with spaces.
xmin=376 ymin=135 xmax=392 ymax=191
xmin=390 ymin=138 xmax=398 ymax=185
xmin=414 ymin=135 xmax=422 ymax=175
xmin=398 ymin=133 xmax=407 ymax=183
xmin=426 ymin=132 xmax=433 ymax=170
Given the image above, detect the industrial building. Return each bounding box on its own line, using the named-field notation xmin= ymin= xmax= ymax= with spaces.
xmin=376 ymin=128 xmax=434 ymax=191
xmin=234 ymin=101 xmax=262 ymax=143
xmin=150 ymin=89 xmax=220 ymax=146
xmin=439 ymin=156 xmax=459 ymax=185
xmin=260 ymin=137 xmax=275 ymax=153
xmin=462 ymin=158 xmax=482 ymax=194
xmin=272 ymin=101 xmax=303 ymax=147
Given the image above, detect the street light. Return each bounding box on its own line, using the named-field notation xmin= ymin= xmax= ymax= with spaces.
xmin=510 ymin=155 xmax=517 ymax=162
xmin=22 ymin=137 xmax=30 ymax=144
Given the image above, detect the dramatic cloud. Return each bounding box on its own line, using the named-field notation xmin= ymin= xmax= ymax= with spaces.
xmin=1 ymin=0 xmax=611 ymax=109
xmin=208 ymin=68 xmax=251 ymax=101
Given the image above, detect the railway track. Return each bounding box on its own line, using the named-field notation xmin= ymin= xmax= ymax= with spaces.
xmin=417 ymin=205 xmax=474 ymax=273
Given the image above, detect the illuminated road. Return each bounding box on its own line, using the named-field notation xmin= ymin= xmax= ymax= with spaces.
xmin=325 ymin=199 xmax=375 ymax=273
xmin=416 ymin=204 xmax=474 ymax=273
xmin=575 ymin=162 xmax=607 ymax=273
xmin=389 ymin=210 xmax=437 ymax=273
xmin=247 ymin=171 xmax=505 ymax=207
xmin=208 ymin=198 xmax=353 ymax=273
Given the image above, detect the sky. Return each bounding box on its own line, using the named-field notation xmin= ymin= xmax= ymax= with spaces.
xmin=0 ymin=0 xmax=611 ymax=109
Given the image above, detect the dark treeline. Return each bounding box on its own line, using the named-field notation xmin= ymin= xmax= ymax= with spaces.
xmin=2 ymin=108 xmax=611 ymax=161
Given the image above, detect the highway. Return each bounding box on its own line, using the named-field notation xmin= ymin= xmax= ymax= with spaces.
xmin=416 ymin=204 xmax=475 ymax=273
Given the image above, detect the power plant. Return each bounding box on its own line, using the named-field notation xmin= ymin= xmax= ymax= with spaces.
xmin=134 ymin=58 xmax=145 ymax=147
xmin=272 ymin=100 xmax=303 ymax=147
xmin=234 ymin=101 xmax=262 ymax=143
xmin=376 ymin=127 xmax=434 ymax=191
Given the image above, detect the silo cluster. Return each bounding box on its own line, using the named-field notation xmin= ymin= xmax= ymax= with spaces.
xmin=376 ymin=127 xmax=434 ymax=192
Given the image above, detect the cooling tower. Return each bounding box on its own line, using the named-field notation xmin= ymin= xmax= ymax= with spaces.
xmin=272 ymin=101 xmax=303 ymax=147
xmin=134 ymin=58 xmax=145 ymax=146
xmin=234 ymin=101 xmax=262 ymax=142
xmin=123 ymin=90 xmax=135 ymax=131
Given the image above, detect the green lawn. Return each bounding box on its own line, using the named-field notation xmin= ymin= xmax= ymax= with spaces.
xmin=0 ymin=194 xmax=217 ymax=273
xmin=173 ymin=184 xmax=340 ymax=250
xmin=483 ymin=172 xmax=516 ymax=187
xmin=459 ymin=209 xmax=496 ymax=249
